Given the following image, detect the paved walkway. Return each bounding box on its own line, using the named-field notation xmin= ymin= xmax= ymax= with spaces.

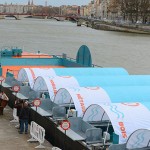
xmin=0 ymin=106 xmax=53 ymax=150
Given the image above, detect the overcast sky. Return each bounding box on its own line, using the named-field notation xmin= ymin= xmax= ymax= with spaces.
xmin=0 ymin=0 xmax=91 ymax=6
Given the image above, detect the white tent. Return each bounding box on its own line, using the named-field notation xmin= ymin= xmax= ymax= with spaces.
xmin=17 ymin=68 xmax=56 ymax=88
xmin=33 ymin=76 xmax=80 ymax=100
xmin=17 ymin=67 xmax=129 ymax=88
xmin=83 ymin=103 xmax=150 ymax=144
xmin=54 ymin=87 xmax=111 ymax=116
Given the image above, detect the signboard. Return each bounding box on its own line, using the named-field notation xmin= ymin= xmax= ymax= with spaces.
xmin=61 ymin=120 xmax=70 ymax=131
xmin=12 ymin=85 xmax=20 ymax=92
xmin=33 ymin=98 xmax=41 ymax=107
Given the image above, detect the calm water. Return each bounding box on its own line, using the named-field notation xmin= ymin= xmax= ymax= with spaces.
xmin=0 ymin=18 xmax=150 ymax=74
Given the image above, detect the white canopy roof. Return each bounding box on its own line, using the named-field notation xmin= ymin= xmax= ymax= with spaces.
xmin=54 ymin=87 xmax=111 ymax=116
xmin=17 ymin=67 xmax=129 ymax=89
xmin=83 ymin=103 xmax=150 ymax=144
xmin=17 ymin=68 xmax=56 ymax=88
xmin=33 ymin=76 xmax=80 ymax=100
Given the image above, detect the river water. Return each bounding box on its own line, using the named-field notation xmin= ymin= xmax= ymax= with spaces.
xmin=0 ymin=18 xmax=150 ymax=74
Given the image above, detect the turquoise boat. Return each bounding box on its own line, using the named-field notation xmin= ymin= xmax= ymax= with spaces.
xmin=2 ymin=44 xmax=149 ymax=150
xmin=0 ymin=45 xmax=95 ymax=78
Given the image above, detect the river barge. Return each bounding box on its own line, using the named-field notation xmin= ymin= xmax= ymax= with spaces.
xmin=1 ymin=45 xmax=150 ymax=150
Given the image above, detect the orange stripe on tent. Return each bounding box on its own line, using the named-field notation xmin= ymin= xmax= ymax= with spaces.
xmin=29 ymin=68 xmax=36 ymax=80
xmin=50 ymin=79 xmax=57 ymax=96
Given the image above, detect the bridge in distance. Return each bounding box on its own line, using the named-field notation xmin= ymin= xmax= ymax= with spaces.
xmin=0 ymin=12 xmax=95 ymax=29
xmin=0 ymin=13 xmax=80 ymax=21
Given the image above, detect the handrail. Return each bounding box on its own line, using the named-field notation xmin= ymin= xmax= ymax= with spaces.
xmin=92 ymin=64 xmax=103 ymax=68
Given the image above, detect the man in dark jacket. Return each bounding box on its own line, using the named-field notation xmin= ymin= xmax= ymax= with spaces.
xmin=19 ymin=101 xmax=30 ymax=134
xmin=14 ymin=99 xmax=23 ymax=129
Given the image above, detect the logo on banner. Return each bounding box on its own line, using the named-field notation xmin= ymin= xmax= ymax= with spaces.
xmin=85 ymin=87 xmax=100 ymax=90
xmin=59 ymin=76 xmax=72 ymax=78
xmin=121 ymin=103 xmax=140 ymax=107
xmin=110 ymin=105 xmax=124 ymax=119
xmin=109 ymin=105 xmax=127 ymax=139
xmin=70 ymin=87 xmax=80 ymax=92
xmin=118 ymin=122 xmax=127 ymax=138
xmin=76 ymin=93 xmax=86 ymax=113
xmin=50 ymin=79 xmax=57 ymax=95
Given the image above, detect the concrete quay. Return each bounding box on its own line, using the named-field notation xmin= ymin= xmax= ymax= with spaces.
xmin=0 ymin=106 xmax=53 ymax=150
xmin=77 ymin=18 xmax=150 ymax=34
xmin=94 ymin=23 xmax=150 ymax=34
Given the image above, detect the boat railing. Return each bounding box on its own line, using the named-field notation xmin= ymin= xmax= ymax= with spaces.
xmin=92 ymin=64 xmax=103 ymax=68
xmin=54 ymin=55 xmax=102 ymax=67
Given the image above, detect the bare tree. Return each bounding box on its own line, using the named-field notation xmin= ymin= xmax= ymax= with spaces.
xmin=108 ymin=0 xmax=150 ymax=23
xmin=140 ymin=0 xmax=150 ymax=23
xmin=108 ymin=0 xmax=120 ymax=13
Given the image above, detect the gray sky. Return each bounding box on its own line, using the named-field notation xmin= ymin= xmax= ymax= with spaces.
xmin=1 ymin=0 xmax=91 ymax=6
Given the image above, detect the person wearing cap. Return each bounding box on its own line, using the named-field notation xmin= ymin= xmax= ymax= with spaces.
xmin=19 ymin=101 xmax=30 ymax=134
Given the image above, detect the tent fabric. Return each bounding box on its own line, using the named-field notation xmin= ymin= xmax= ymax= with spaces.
xmin=101 ymin=86 xmax=150 ymax=103
xmin=54 ymin=87 xmax=111 ymax=116
xmin=33 ymin=76 xmax=80 ymax=100
xmin=17 ymin=67 xmax=128 ymax=88
xmin=17 ymin=68 xmax=56 ymax=88
xmin=126 ymin=129 xmax=150 ymax=149
xmin=141 ymin=102 xmax=150 ymax=111
xmin=83 ymin=103 xmax=150 ymax=144
xmin=53 ymin=68 xmax=129 ymax=76
xmin=54 ymin=86 xmax=150 ymax=116
xmin=18 ymin=68 xmax=150 ymax=90
xmin=75 ymin=75 xmax=150 ymax=87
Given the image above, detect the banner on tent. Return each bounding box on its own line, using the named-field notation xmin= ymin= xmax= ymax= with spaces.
xmin=101 ymin=103 xmax=150 ymax=144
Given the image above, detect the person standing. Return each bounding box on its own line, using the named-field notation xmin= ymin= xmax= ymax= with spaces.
xmin=0 ymin=91 xmax=9 ymax=115
xmin=14 ymin=99 xmax=23 ymax=129
xmin=19 ymin=101 xmax=30 ymax=134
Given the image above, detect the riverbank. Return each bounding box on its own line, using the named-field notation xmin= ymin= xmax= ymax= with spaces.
xmin=90 ymin=21 xmax=150 ymax=34
xmin=77 ymin=18 xmax=150 ymax=34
